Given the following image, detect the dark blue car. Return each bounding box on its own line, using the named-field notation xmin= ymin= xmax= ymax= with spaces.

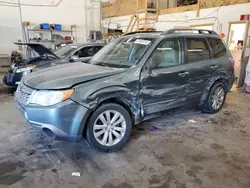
xmin=3 ymin=43 xmax=104 ymax=87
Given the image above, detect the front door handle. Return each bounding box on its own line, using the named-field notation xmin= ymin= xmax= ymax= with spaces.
xmin=210 ymin=65 xmax=218 ymax=69
xmin=178 ymin=71 xmax=189 ymax=77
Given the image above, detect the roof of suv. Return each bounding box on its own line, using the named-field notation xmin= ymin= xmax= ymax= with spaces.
xmin=123 ymin=31 xmax=162 ymax=38
xmin=124 ymin=29 xmax=220 ymax=39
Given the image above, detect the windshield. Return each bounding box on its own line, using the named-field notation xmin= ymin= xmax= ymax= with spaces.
xmin=90 ymin=36 xmax=155 ymax=68
xmin=53 ymin=44 xmax=79 ymax=57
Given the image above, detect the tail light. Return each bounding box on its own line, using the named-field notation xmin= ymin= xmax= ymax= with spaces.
xmin=230 ymin=58 xmax=235 ymax=68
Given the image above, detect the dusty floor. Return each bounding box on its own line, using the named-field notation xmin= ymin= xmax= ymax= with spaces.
xmin=0 ymin=81 xmax=250 ymax=188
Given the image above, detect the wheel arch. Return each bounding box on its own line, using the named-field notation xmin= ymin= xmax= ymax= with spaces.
xmin=199 ymin=73 xmax=230 ymax=106
xmin=82 ymin=88 xmax=141 ymax=137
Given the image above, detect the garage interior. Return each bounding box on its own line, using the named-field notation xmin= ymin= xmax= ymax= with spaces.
xmin=1 ymin=0 xmax=250 ymax=188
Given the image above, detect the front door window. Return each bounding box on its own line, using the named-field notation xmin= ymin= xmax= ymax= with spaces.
xmin=149 ymin=38 xmax=183 ymax=69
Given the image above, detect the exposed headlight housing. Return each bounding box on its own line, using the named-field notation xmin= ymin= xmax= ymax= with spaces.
xmin=29 ymin=89 xmax=73 ymax=106
xmin=11 ymin=63 xmax=16 ymax=70
xmin=16 ymin=65 xmax=36 ymax=73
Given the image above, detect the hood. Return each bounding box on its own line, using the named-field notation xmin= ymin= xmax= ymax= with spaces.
xmin=23 ymin=62 xmax=126 ymax=90
xmin=33 ymin=57 xmax=92 ymax=71
xmin=33 ymin=59 xmax=65 ymax=70
xmin=14 ymin=42 xmax=59 ymax=59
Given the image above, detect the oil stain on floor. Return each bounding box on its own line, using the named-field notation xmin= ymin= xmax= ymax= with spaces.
xmin=0 ymin=161 xmax=26 ymax=185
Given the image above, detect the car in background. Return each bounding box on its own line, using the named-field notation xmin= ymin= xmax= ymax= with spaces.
xmin=15 ymin=29 xmax=234 ymax=152
xmin=3 ymin=42 xmax=104 ymax=87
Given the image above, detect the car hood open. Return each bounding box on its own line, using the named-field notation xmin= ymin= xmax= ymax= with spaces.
xmin=23 ymin=62 xmax=126 ymax=90
xmin=14 ymin=43 xmax=59 ymax=59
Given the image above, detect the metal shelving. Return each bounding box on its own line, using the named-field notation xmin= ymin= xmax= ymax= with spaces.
xmin=28 ymin=29 xmax=73 ymax=33
xmin=23 ymin=22 xmax=77 ymax=50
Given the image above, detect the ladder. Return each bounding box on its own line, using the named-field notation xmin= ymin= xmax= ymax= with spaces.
xmin=125 ymin=0 xmax=159 ymax=33
xmin=126 ymin=14 xmax=138 ymax=33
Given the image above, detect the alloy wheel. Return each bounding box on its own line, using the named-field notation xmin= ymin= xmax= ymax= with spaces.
xmin=93 ymin=110 xmax=126 ymax=146
xmin=211 ymin=86 xmax=225 ymax=110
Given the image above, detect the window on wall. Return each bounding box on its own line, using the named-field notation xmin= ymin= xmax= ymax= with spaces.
xmin=207 ymin=38 xmax=227 ymax=58
xmin=149 ymin=38 xmax=183 ymax=69
xmin=186 ymin=38 xmax=210 ymax=63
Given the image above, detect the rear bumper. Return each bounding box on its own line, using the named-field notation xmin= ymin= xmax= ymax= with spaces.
xmin=229 ymin=73 xmax=235 ymax=91
xmin=14 ymin=97 xmax=91 ymax=142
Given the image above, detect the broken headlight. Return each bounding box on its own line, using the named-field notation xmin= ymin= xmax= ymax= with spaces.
xmin=16 ymin=65 xmax=36 ymax=73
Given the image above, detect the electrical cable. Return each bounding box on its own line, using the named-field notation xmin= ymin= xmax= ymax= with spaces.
xmin=0 ymin=0 xmax=63 ymax=7
xmin=156 ymin=7 xmax=221 ymax=23
xmin=158 ymin=16 xmax=217 ymax=23
xmin=17 ymin=0 xmax=27 ymax=43
xmin=104 ymin=6 xmax=222 ymax=28
xmin=0 ymin=3 xmax=18 ymax=7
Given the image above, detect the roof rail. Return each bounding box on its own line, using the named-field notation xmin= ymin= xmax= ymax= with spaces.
xmin=123 ymin=31 xmax=162 ymax=36
xmin=162 ymin=29 xmax=217 ymax=35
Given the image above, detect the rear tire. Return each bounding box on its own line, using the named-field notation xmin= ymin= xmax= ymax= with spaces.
xmin=86 ymin=103 xmax=132 ymax=152
xmin=203 ymin=82 xmax=227 ymax=114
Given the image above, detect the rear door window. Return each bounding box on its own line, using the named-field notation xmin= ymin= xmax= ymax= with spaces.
xmin=186 ymin=38 xmax=211 ymax=63
xmin=207 ymin=38 xmax=227 ymax=58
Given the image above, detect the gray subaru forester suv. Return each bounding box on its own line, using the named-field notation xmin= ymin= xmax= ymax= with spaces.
xmin=15 ymin=29 xmax=235 ymax=152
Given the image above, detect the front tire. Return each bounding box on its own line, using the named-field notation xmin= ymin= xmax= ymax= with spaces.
xmin=86 ymin=103 xmax=132 ymax=152
xmin=203 ymin=82 xmax=227 ymax=114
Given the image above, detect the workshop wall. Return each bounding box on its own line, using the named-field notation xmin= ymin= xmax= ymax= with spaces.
xmin=102 ymin=2 xmax=250 ymax=42
xmin=0 ymin=0 xmax=101 ymax=55
xmin=102 ymin=0 xmax=250 ymax=18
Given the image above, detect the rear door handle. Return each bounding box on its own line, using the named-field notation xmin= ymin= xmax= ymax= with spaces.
xmin=178 ymin=71 xmax=189 ymax=77
xmin=210 ymin=65 xmax=218 ymax=69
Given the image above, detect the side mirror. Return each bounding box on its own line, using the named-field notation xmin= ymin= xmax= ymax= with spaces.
xmin=69 ymin=55 xmax=78 ymax=62
xmin=149 ymin=52 xmax=162 ymax=70
xmin=148 ymin=61 xmax=153 ymax=74
xmin=143 ymin=60 xmax=152 ymax=74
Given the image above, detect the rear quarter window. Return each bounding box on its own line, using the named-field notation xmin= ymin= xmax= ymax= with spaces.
xmin=207 ymin=38 xmax=227 ymax=58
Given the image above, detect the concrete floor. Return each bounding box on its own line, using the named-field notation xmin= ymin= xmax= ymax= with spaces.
xmin=0 ymin=82 xmax=250 ymax=188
